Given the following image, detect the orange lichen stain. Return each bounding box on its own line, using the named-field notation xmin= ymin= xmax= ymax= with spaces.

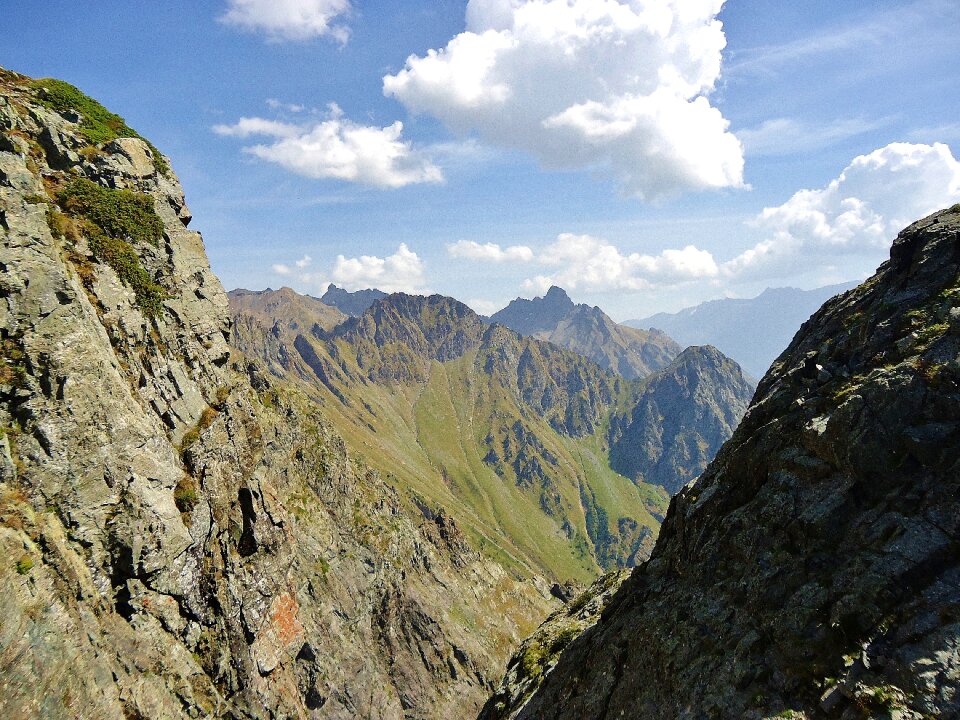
xmin=271 ymin=591 xmax=305 ymax=648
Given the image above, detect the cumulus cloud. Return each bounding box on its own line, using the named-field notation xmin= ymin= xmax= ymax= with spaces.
xmin=466 ymin=298 xmax=500 ymax=316
xmin=383 ymin=0 xmax=744 ymax=200
xmin=270 ymin=245 xmax=427 ymax=294
xmin=220 ymin=0 xmax=352 ymax=43
xmin=725 ymin=142 xmax=960 ymax=280
xmin=523 ymin=233 xmax=719 ymax=292
xmin=447 ymin=240 xmax=534 ymax=263
xmin=331 ymin=244 xmax=427 ymax=293
xmin=214 ymin=105 xmax=443 ymax=188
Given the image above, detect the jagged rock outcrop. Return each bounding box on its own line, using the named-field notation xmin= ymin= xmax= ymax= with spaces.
xmin=478 ymin=570 xmax=630 ymax=719
xmin=609 ymin=345 xmax=755 ymax=495
xmin=0 ymin=68 xmax=552 ymax=720
xmin=490 ymin=286 xmax=681 ymax=379
xmin=492 ymin=204 xmax=960 ymax=719
xmin=320 ymin=283 xmax=387 ymax=317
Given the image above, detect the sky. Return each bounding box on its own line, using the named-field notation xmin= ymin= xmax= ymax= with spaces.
xmin=4 ymin=0 xmax=960 ymax=319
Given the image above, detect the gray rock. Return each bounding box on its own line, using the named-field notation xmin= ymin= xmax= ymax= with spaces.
xmin=500 ymin=204 xmax=960 ymax=718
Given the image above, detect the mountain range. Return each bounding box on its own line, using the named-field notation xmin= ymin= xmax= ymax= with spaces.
xmin=486 ymin=206 xmax=960 ymax=719
xmin=491 ymin=286 xmax=681 ymax=379
xmin=229 ymin=287 xmax=755 ymax=580
xmin=627 ymin=282 xmax=858 ymax=378
xmin=5 ymin=67 xmax=957 ymax=720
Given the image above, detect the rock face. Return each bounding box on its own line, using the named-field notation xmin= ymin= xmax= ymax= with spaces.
xmin=491 ymin=286 xmax=681 ymax=379
xmin=608 ymin=345 xmax=756 ymax=495
xmin=0 ymin=68 xmax=552 ymax=720
xmin=628 ymin=281 xmax=857 ymax=379
xmin=496 ymin=204 xmax=960 ymax=719
xmin=319 ymin=283 xmax=387 ymax=317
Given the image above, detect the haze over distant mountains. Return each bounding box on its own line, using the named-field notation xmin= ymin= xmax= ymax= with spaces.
xmin=319 ymin=283 xmax=387 ymax=317
xmin=627 ymin=282 xmax=857 ymax=378
xmin=491 ymin=286 xmax=680 ymax=380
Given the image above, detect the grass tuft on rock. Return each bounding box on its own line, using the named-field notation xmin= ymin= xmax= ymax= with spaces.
xmin=57 ymin=178 xmax=163 ymax=246
xmin=55 ymin=179 xmax=167 ymax=317
xmin=29 ymin=78 xmax=170 ymax=175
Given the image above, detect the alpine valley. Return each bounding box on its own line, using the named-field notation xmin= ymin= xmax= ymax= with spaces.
xmin=2 ymin=52 xmax=959 ymax=720
xmin=0 ymin=68 xmax=754 ymax=719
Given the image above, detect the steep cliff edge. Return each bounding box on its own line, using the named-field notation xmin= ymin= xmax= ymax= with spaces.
xmin=488 ymin=204 xmax=960 ymax=719
xmin=0 ymin=68 xmax=552 ymax=720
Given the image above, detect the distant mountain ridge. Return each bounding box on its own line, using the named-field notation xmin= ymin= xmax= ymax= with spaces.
xmin=230 ymin=287 xmax=755 ymax=581
xmin=491 ymin=286 xmax=681 ymax=379
xmin=627 ymin=282 xmax=857 ymax=378
xmin=319 ymin=282 xmax=387 ymax=316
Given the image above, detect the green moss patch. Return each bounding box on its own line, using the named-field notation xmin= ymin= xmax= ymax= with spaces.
xmin=15 ymin=554 xmax=34 ymax=575
xmin=30 ymin=78 xmax=169 ymax=175
xmin=56 ymin=179 xmax=167 ymax=317
xmin=57 ymin=178 xmax=163 ymax=246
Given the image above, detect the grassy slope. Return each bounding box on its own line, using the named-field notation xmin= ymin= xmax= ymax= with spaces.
xmin=309 ymin=339 xmax=668 ymax=582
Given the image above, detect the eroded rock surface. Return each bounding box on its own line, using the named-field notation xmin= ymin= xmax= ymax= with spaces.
xmin=497 ymin=205 xmax=960 ymax=719
xmin=0 ymin=68 xmax=552 ymax=720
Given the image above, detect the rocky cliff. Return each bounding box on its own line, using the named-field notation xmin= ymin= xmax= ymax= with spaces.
xmin=489 ymin=204 xmax=960 ymax=719
xmin=608 ymin=345 xmax=755 ymax=495
xmin=0 ymin=68 xmax=553 ymax=720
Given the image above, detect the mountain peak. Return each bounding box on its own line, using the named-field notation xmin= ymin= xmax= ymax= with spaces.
xmin=490 ymin=286 xmax=574 ymax=336
xmin=320 ymin=283 xmax=387 ymax=317
xmin=544 ymin=285 xmax=572 ymax=302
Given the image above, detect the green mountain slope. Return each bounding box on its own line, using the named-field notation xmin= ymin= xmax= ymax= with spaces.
xmin=229 ymin=289 xmax=753 ymax=582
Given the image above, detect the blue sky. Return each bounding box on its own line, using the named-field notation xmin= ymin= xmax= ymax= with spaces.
xmin=5 ymin=0 xmax=960 ymax=319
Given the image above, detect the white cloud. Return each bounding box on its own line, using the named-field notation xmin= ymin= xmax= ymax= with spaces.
xmin=724 ymin=142 xmax=960 ymax=281
xmin=523 ymin=233 xmax=719 ymax=292
xmin=214 ymin=105 xmax=443 ymax=188
xmin=447 ymin=240 xmax=534 ymax=263
xmin=220 ymin=0 xmax=352 ymax=43
xmin=383 ymin=0 xmax=744 ymax=200
xmin=737 ymin=117 xmax=887 ymax=157
xmin=272 ymin=263 xmax=292 ymax=275
xmin=466 ymin=298 xmax=500 ymax=316
xmin=213 ymin=117 xmax=300 ymax=139
xmin=267 ymin=98 xmax=306 ymax=113
xmin=331 ymin=243 xmax=427 ymax=293
xmin=295 ymin=255 xmax=312 ymax=268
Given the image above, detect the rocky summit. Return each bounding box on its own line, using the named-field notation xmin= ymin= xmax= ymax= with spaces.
xmin=489 ymin=205 xmax=960 ymax=719
xmin=0 ymin=68 xmax=553 ymax=720
xmin=491 ymin=285 xmax=681 ymax=380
